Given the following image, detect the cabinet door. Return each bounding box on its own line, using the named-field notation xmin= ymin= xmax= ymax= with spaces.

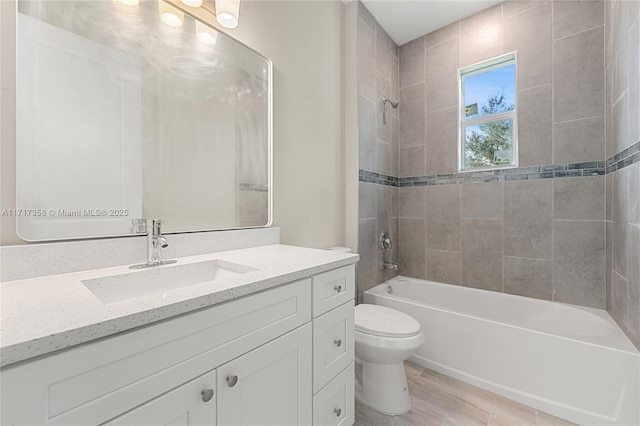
xmin=217 ymin=324 xmax=312 ymax=426
xmin=105 ymin=370 xmax=216 ymax=426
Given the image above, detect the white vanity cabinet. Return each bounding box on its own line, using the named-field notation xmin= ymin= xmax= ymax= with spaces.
xmin=311 ymin=265 xmax=356 ymax=426
xmin=105 ymin=370 xmax=218 ymax=426
xmin=0 ymin=263 xmax=356 ymax=426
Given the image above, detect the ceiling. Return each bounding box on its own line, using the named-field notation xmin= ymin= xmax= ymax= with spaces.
xmin=361 ymin=0 xmax=503 ymax=46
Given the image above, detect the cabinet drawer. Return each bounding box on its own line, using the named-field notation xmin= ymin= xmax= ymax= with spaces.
xmin=312 ymin=265 xmax=355 ymax=317
xmin=312 ymin=301 xmax=354 ymax=393
xmin=1 ymin=280 xmax=311 ymax=426
xmin=312 ymin=363 xmax=354 ymax=426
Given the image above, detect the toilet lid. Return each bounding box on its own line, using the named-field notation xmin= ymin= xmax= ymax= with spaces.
xmin=354 ymin=304 xmax=422 ymax=338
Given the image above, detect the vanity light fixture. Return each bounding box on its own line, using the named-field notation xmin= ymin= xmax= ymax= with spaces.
xmin=215 ymin=0 xmax=240 ymax=29
xmin=181 ymin=0 xmax=203 ymax=7
xmin=118 ymin=0 xmax=139 ymax=5
xmin=196 ymin=21 xmax=218 ymax=45
xmin=159 ymin=1 xmax=184 ymax=27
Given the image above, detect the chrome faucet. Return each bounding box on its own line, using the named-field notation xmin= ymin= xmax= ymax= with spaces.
xmin=130 ymin=219 xmax=177 ymax=269
xmin=383 ymin=261 xmax=399 ymax=271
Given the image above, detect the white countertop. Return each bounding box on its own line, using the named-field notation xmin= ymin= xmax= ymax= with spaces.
xmin=0 ymin=244 xmax=359 ymax=368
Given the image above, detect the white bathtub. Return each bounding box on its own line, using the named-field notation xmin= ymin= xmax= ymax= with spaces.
xmin=364 ymin=276 xmax=640 ymax=426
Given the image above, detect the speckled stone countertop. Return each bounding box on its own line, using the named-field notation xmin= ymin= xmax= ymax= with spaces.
xmin=0 ymin=244 xmax=358 ymax=368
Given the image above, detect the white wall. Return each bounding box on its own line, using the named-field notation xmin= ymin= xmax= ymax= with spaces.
xmin=0 ymin=0 xmax=347 ymax=249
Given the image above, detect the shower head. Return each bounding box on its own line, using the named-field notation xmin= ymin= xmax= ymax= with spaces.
xmin=382 ymin=97 xmax=399 ymax=109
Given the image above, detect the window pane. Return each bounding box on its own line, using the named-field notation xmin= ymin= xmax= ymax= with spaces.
xmin=464 ymin=119 xmax=513 ymax=169
xmin=463 ymin=63 xmax=515 ymax=119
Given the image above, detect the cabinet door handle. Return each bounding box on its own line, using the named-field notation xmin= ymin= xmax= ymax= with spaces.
xmin=334 ymin=285 xmax=342 ymax=293
xmin=201 ymin=388 xmax=214 ymax=402
xmin=226 ymin=375 xmax=238 ymax=387
xmin=334 ymin=408 xmax=342 ymax=417
xmin=334 ymin=338 xmax=342 ymax=347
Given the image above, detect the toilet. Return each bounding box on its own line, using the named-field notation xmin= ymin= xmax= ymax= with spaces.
xmin=324 ymin=247 xmax=424 ymax=415
xmin=354 ymin=304 xmax=425 ymax=415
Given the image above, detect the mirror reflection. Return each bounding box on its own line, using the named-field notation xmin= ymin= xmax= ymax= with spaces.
xmin=16 ymin=0 xmax=271 ymax=241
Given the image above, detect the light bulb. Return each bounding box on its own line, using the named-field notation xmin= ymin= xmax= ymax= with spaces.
xmin=196 ymin=21 xmax=218 ymax=46
xmin=159 ymin=1 xmax=184 ymax=27
xmin=181 ymin=0 xmax=203 ymax=7
xmin=215 ymin=0 xmax=239 ymax=29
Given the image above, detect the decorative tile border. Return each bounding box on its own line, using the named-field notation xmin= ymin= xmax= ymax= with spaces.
xmin=606 ymin=140 xmax=640 ymax=173
xmin=359 ymin=140 xmax=640 ymax=187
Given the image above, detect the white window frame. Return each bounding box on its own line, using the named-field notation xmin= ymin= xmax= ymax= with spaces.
xmin=458 ymin=52 xmax=518 ymax=172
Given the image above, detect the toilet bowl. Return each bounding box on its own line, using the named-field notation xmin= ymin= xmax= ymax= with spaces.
xmin=354 ymin=304 xmax=425 ymax=415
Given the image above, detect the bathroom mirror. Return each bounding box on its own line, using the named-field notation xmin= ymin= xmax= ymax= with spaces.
xmin=15 ymin=0 xmax=272 ymax=241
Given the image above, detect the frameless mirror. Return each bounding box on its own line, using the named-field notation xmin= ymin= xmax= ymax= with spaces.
xmin=15 ymin=0 xmax=271 ymax=241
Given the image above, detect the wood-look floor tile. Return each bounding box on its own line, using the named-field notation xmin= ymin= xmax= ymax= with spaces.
xmin=536 ymin=410 xmax=577 ymax=425
xmin=354 ymin=363 xmax=574 ymax=426
xmin=419 ymin=369 xmax=537 ymax=425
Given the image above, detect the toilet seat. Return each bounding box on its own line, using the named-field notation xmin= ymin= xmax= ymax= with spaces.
xmin=355 ymin=304 xmax=421 ymax=338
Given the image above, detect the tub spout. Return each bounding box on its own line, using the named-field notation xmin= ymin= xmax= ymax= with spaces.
xmin=383 ymin=261 xmax=399 ymax=271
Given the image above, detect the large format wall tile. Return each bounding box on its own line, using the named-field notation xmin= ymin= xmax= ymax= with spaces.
xmin=425 ymin=106 xmax=458 ymax=174
xmin=398 ymin=218 xmax=426 ymax=279
xmin=553 ymin=0 xmax=604 ymax=40
xmin=399 ymin=36 xmax=425 ymax=89
xmin=427 ymin=249 xmax=461 ymax=285
xmin=613 ymin=93 xmax=629 ymax=154
xmin=630 ymin=163 xmax=640 ymax=225
xmin=399 ymin=145 xmax=425 ymax=177
xmin=503 ymin=256 xmax=553 ymax=300
xmin=461 ymin=182 xmax=503 ymax=219
xmin=398 ymin=186 xmax=426 ymax=218
xmin=504 ymin=180 xmax=553 ymax=259
xmin=425 ymin=21 xmax=460 ymax=49
xmin=357 ymin=19 xmax=376 ymax=102
xmin=359 ymin=182 xmax=376 ymax=219
xmin=627 ymin=224 xmax=640 ymax=346
xmin=425 ymin=38 xmax=459 ymax=112
xmin=629 ymin=18 xmax=639 ymax=144
xmin=376 ymin=23 xmax=391 ymax=80
xmin=426 ymin=185 xmax=461 ymax=251
xmin=517 ymin=84 xmax=553 ymax=166
xmin=553 ymin=176 xmax=605 ymax=220
xmin=357 ymin=218 xmax=377 ymax=300
xmin=358 ymin=95 xmax=376 ymax=171
xmin=460 ymin=4 xmax=504 ymax=67
xmin=553 ymin=220 xmax=605 ymax=308
xmin=376 ymin=73 xmax=391 ymax=144
xmin=461 ymin=219 xmax=503 ymax=292
xmin=553 ymin=26 xmax=604 ymax=122
xmin=554 ymin=116 xmax=605 ymax=164
xmin=400 ymin=83 xmax=426 ymax=148
xmin=503 ymin=1 xmax=552 ymax=90
xmin=613 ymin=167 xmax=629 ymax=277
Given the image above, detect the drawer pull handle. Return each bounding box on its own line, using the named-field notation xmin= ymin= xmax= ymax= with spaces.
xmin=226 ymin=375 xmax=238 ymax=387
xmin=201 ymin=388 xmax=214 ymax=402
xmin=334 ymin=339 xmax=342 ymax=347
xmin=334 ymin=285 xmax=342 ymax=293
xmin=334 ymin=408 xmax=342 ymax=417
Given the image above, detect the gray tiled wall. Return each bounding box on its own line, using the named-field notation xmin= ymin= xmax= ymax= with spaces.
xmin=396 ymin=1 xmax=609 ymax=310
xmin=357 ymin=2 xmax=399 ymax=303
xmin=605 ymin=0 xmax=640 ymax=350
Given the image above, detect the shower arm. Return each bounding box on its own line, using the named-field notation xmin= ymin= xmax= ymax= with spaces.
xmin=381 ymin=97 xmax=399 ymax=125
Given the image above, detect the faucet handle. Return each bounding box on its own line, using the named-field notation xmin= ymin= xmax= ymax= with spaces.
xmin=132 ymin=218 xmax=147 ymax=234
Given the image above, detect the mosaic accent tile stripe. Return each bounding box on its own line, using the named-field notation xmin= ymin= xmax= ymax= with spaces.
xmin=606 ymin=140 xmax=640 ymax=173
xmin=359 ymin=140 xmax=640 ymax=187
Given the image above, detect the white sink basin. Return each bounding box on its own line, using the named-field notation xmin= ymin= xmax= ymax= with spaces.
xmin=82 ymin=260 xmax=257 ymax=304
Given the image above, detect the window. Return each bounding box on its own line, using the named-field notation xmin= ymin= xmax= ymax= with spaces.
xmin=459 ymin=53 xmax=517 ymax=171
